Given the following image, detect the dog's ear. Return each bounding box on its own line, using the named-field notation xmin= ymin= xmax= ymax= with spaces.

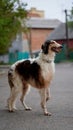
xmin=41 ymin=40 xmax=51 ymax=54
xmin=41 ymin=44 xmax=48 ymax=54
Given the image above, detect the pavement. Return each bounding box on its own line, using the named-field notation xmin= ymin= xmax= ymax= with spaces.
xmin=0 ymin=63 xmax=73 ymax=130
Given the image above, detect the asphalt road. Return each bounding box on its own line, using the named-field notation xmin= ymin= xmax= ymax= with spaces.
xmin=0 ymin=63 xmax=73 ymax=130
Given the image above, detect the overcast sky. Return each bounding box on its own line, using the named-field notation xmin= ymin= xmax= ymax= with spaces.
xmin=22 ymin=0 xmax=73 ymax=22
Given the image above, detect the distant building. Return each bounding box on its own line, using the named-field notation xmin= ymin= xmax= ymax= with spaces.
xmin=8 ymin=7 xmax=61 ymax=63
xmin=10 ymin=18 xmax=61 ymax=54
xmin=10 ymin=7 xmax=61 ymax=53
xmin=27 ymin=7 xmax=44 ymax=18
xmin=24 ymin=18 xmax=61 ymax=52
xmin=9 ymin=33 xmax=29 ymax=53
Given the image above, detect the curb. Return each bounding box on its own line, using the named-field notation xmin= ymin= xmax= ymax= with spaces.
xmin=0 ymin=71 xmax=6 ymax=75
xmin=0 ymin=65 xmax=10 ymax=75
xmin=0 ymin=65 xmax=10 ymax=69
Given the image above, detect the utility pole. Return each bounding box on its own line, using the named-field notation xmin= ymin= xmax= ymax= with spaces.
xmin=64 ymin=9 xmax=69 ymax=58
xmin=29 ymin=27 xmax=33 ymax=58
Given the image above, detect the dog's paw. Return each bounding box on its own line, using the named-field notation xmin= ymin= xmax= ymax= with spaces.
xmin=44 ymin=111 xmax=52 ymax=116
xmin=8 ymin=109 xmax=15 ymax=112
xmin=25 ymin=107 xmax=32 ymax=111
xmin=8 ymin=106 xmax=17 ymax=112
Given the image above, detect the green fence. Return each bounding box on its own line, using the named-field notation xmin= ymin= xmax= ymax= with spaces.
xmin=55 ymin=43 xmax=73 ymax=63
xmin=69 ymin=51 xmax=73 ymax=59
xmin=9 ymin=52 xmax=29 ymax=64
xmin=18 ymin=52 xmax=29 ymax=60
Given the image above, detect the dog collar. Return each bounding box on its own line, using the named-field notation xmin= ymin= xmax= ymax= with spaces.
xmin=42 ymin=59 xmax=52 ymax=63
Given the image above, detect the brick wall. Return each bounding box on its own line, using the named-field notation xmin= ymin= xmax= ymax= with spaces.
xmin=30 ymin=28 xmax=54 ymax=51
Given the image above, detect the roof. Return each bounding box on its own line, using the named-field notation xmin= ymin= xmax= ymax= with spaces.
xmin=47 ymin=23 xmax=73 ymax=40
xmin=25 ymin=18 xmax=61 ymax=29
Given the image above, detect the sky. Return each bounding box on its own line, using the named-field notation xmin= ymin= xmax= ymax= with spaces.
xmin=22 ymin=0 xmax=73 ymax=22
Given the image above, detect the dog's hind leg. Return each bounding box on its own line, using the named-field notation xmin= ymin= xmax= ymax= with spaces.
xmin=20 ymin=84 xmax=32 ymax=111
xmin=7 ymin=70 xmax=20 ymax=112
xmin=7 ymin=87 xmax=19 ymax=112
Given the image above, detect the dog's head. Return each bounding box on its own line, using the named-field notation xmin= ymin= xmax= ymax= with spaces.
xmin=41 ymin=40 xmax=63 ymax=54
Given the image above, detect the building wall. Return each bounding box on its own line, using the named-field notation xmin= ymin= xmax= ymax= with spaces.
xmin=30 ymin=28 xmax=54 ymax=51
xmin=69 ymin=39 xmax=73 ymax=49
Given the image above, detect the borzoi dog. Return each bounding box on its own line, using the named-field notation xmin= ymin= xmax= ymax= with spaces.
xmin=7 ymin=40 xmax=62 ymax=116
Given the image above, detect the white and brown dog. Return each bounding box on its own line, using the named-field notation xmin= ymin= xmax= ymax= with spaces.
xmin=7 ymin=40 xmax=62 ymax=116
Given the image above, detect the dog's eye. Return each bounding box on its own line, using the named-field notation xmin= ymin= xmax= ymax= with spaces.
xmin=50 ymin=41 xmax=54 ymax=44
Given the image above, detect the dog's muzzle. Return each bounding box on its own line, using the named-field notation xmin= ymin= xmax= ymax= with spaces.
xmin=51 ymin=45 xmax=63 ymax=53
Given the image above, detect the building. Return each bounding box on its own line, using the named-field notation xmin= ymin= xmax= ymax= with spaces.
xmin=24 ymin=18 xmax=61 ymax=52
xmin=27 ymin=7 xmax=44 ymax=18
xmin=8 ymin=8 xmax=61 ymax=63
xmin=8 ymin=18 xmax=61 ymax=63
xmin=10 ymin=18 xmax=61 ymax=53
xmin=10 ymin=7 xmax=61 ymax=53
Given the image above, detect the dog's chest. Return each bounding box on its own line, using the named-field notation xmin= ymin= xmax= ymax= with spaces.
xmin=41 ymin=62 xmax=55 ymax=81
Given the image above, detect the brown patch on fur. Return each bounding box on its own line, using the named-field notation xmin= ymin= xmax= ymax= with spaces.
xmin=15 ymin=60 xmax=45 ymax=89
xmin=15 ymin=60 xmax=31 ymax=80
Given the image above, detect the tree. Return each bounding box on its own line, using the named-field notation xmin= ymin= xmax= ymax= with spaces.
xmin=0 ymin=0 xmax=27 ymax=54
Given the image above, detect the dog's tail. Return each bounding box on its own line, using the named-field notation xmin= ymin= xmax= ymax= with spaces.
xmin=8 ymin=68 xmax=14 ymax=90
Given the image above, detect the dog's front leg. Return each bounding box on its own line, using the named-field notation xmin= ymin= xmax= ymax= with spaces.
xmin=46 ymin=87 xmax=51 ymax=102
xmin=39 ymin=88 xmax=51 ymax=116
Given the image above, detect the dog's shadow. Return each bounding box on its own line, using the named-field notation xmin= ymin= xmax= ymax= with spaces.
xmin=0 ymin=109 xmax=52 ymax=130
xmin=0 ymin=108 xmax=47 ymax=121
